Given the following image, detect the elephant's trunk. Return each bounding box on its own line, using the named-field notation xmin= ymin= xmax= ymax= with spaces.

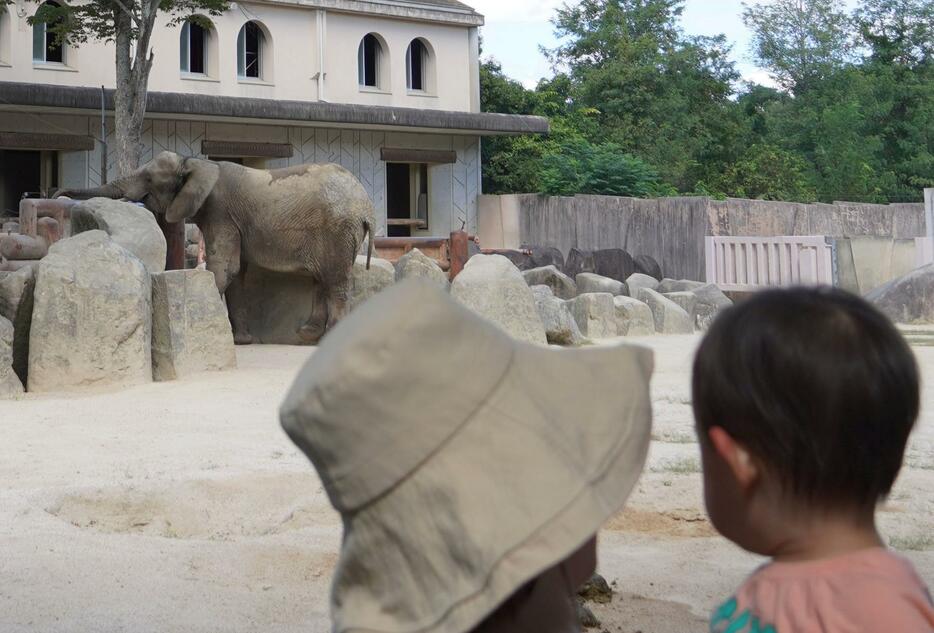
xmin=55 ymin=181 xmax=125 ymax=200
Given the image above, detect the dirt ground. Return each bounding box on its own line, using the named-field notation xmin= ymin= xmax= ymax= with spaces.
xmin=1 ymin=337 xmax=931 ymax=633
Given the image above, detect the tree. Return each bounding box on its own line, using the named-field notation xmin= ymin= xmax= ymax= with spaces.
xmin=702 ymin=144 xmax=817 ymax=202
xmin=540 ymin=140 xmax=666 ymax=197
xmin=545 ymin=0 xmax=740 ymax=191
xmin=855 ymin=0 xmax=933 ymax=66
xmin=30 ymin=0 xmax=227 ymax=177
xmin=742 ymin=0 xmax=853 ymax=94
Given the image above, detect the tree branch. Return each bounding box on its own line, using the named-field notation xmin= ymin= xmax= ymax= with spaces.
xmin=110 ymin=0 xmax=142 ymax=28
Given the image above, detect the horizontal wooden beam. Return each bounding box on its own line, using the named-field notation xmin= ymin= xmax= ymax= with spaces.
xmin=0 ymin=132 xmax=94 ymax=151
xmin=380 ymin=148 xmax=457 ymax=164
xmin=201 ymin=140 xmax=293 ymax=158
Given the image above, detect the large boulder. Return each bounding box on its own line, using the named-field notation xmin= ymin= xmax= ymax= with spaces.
xmin=351 ymin=256 xmax=396 ymax=310
xmin=626 ymin=273 xmax=660 ymax=296
xmin=452 ymin=254 xmax=547 ymax=345
xmin=866 ymin=263 xmax=934 ymax=324
xmin=0 ymin=266 xmax=35 ymax=384
xmin=657 ymin=278 xmax=706 ymax=294
xmin=151 ymin=270 xmax=237 ymax=381
xmin=592 ymin=249 xmax=637 ymax=283
xmin=565 ymin=248 xmax=595 ymax=278
xmin=692 ymin=283 xmax=733 ymax=331
xmin=576 ymin=273 xmax=626 ymax=297
xmin=663 ymin=292 xmax=698 ymax=324
xmin=395 ymin=248 xmax=449 ymax=290
xmin=0 ymin=315 xmax=24 ymax=398
xmin=633 ymin=254 xmax=662 ymax=281
xmin=28 ymin=231 xmax=152 ymax=392
xmin=567 ymin=293 xmax=618 ymax=339
xmin=614 ymin=296 xmax=655 ymax=336
xmin=482 ymin=247 xmax=565 ymax=273
xmin=523 ymin=265 xmax=577 ymax=300
xmin=531 ymin=285 xmax=584 ymax=346
xmin=70 ymin=198 xmax=167 ymax=273
xmin=634 ymin=287 xmax=693 ymax=334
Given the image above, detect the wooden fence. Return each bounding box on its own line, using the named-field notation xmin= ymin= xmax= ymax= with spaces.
xmin=705 ymin=236 xmax=835 ymax=291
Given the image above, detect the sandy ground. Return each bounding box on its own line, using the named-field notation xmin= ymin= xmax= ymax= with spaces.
xmin=1 ymin=338 xmax=932 ymax=633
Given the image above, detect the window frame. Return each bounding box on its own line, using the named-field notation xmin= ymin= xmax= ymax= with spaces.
xmin=237 ymin=21 xmax=264 ymax=80
xmin=32 ymin=1 xmax=65 ymax=65
xmin=357 ymin=33 xmax=381 ymax=89
xmin=406 ymin=39 xmax=426 ymax=92
xmin=180 ymin=20 xmax=208 ymax=75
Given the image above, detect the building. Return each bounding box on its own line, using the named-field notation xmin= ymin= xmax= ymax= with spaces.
xmin=0 ymin=0 xmax=547 ymax=236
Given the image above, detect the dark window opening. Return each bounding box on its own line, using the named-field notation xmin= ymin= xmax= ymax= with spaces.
xmin=407 ymin=39 xmax=425 ymax=91
xmin=0 ymin=150 xmax=42 ymax=216
xmin=358 ymin=34 xmax=379 ymax=87
xmin=181 ymin=21 xmax=207 ymax=74
xmin=386 ymin=162 xmax=430 ymax=237
xmin=238 ymin=22 xmax=262 ymax=79
xmin=33 ymin=1 xmax=63 ymax=63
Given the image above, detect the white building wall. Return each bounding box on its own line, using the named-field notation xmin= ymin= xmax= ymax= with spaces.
xmin=0 ymin=2 xmax=477 ymax=112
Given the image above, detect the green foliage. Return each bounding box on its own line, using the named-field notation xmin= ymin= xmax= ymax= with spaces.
xmin=480 ymin=0 xmax=932 ymax=204
xmin=702 ymin=144 xmax=817 ymax=202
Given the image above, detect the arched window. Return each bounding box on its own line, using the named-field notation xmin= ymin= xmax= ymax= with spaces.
xmin=237 ymin=21 xmax=265 ymax=79
xmin=406 ymin=39 xmax=428 ymax=91
xmin=358 ymin=33 xmax=382 ymax=88
xmin=0 ymin=8 xmax=10 ymax=65
xmin=32 ymin=1 xmax=64 ymax=64
xmin=180 ymin=19 xmax=208 ymax=74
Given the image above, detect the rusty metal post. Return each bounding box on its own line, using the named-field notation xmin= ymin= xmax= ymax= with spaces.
xmin=159 ymin=215 xmax=187 ymax=270
xmin=449 ymin=230 xmax=469 ymax=281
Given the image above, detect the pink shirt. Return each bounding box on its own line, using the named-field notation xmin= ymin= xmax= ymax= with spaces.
xmin=711 ymin=548 xmax=934 ymax=632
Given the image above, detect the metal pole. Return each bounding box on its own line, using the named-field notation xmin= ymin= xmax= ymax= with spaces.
xmin=100 ymin=85 xmax=108 ymax=185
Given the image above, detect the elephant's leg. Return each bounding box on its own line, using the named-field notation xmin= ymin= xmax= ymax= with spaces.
xmin=324 ymin=280 xmax=352 ymax=331
xmin=225 ymin=263 xmax=254 ymax=346
xmin=297 ymin=280 xmax=329 ymax=344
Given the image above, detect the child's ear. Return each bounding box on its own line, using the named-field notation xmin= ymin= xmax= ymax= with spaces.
xmin=708 ymin=426 xmax=759 ymax=492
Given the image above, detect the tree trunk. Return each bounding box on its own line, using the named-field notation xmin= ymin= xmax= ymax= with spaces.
xmin=113 ymin=2 xmax=156 ymax=179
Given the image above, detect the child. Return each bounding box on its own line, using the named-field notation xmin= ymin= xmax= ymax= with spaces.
xmin=692 ymin=286 xmax=934 ymax=632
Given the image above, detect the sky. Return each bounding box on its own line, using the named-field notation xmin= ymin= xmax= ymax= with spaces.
xmin=470 ymin=0 xmax=859 ymax=89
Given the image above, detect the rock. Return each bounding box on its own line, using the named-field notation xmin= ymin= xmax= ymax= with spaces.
xmin=663 ymin=291 xmax=698 ymax=324
xmin=28 ymin=231 xmax=152 ymax=393
xmin=866 ymin=263 xmax=934 ymax=324
xmin=575 ymin=601 xmax=601 ymax=629
xmin=626 ymin=273 xmax=660 ymax=295
xmin=0 ymin=315 xmax=24 ymax=398
xmin=614 ymin=295 xmax=655 ymax=336
xmin=451 ymin=254 xmax=547 ymax=345
xmin=635 ymin=287 xmax=693 ymax=334
xmin=567 ymin=293 xmax=618 ymax=339
xmin=531 ymin=285 xmax=584 ymax=346
xmin=634 ymin=254 xmax=663 ymax=280
xmin=228 ymin=268 xmax=317 ymax=346
xmin=576 ymin=272 xmax=626 ymax=296
xmin=0 ymin=266 xmax=35 ymax=385
xmin=692 ymin=283 xmax=733 ymax=330
xmin=523 ymin=265 xmax=577 ymax=300
xmin=185 ymin=223 xmax=202 ymax=244
xmin=395 ymin=248 xmax=449 ymax=290
xmin=481 ymin=246 xmax=565 ymax=273
xmin=592 ymin=248 xmax=637 ymax=282
xmin=565 ymin=248 xmax=595 ymax=278
xmin=351 ymin=256 xmax=396 ymax=310
xmin=578 ymin=574 xmax=613 ymax=604
xmin=70 ymin=198 xmax=167 ymax=273
xmin=3 ymin=221 xmax=20 ymax=233
xmin=151 ymin=269 xmax=237 ymax=381
xmin=657 ymin=278 xmax=707 ymax=294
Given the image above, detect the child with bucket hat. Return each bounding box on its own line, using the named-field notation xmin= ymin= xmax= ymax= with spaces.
xmin=280 ymin=280 xmax=654 ymax=633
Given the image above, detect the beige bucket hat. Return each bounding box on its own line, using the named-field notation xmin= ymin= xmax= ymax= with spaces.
xmin=280 ymin=280 xmax=653 ymax=633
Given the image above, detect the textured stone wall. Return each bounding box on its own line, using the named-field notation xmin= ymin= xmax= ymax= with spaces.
xmin=493 ymin=194 xmax=925 ymax=282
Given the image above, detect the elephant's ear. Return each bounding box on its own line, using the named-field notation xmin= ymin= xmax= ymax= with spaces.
xmin=165 ymin=158 xmax=219 ymax=223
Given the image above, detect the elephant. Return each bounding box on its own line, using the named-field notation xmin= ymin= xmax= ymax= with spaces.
xmin=57 ymin=151 xmax=375 ymax=344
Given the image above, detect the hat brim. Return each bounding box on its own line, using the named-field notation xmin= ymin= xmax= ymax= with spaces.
xmin=329 ymin=341 xmax=653 ymax=633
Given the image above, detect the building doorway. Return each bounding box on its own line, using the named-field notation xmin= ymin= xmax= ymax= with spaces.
xmin=386 ymin=162 xmax=428 ymax=237
xmin=0 ymin=150 xmax=55 ymax=218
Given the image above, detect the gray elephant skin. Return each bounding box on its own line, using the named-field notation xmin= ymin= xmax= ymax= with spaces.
xmin=58 ymin=151 xmax=375 ymax=344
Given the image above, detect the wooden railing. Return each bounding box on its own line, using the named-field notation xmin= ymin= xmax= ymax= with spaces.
xmin=705 ymin=236 xmax=834 ymax=291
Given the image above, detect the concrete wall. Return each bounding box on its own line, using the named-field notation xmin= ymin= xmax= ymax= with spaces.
xmin=834 ymin=237 xmax=921 ymax=295
xmin=480 ymin=193 xmax=926 ymax=283
xmin=0 ymin=111 xmax=482 ymax=237
xmin=0 ymin=2 xmax=478 ymax=112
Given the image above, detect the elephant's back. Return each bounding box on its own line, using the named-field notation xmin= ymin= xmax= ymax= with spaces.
xmin=265 ymin=163 xmax=372 ymax=214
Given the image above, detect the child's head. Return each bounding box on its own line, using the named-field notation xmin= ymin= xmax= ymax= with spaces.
xmin=692 ymin=287 xmax=919 ymax=555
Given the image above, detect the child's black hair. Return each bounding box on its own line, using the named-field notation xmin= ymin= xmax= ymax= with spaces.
xmin=692 ymin=286 xmax=919 ymax=508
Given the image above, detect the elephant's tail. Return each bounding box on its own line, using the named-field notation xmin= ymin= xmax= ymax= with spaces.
xmin=363 ymin=219 xmax=374 ymax=270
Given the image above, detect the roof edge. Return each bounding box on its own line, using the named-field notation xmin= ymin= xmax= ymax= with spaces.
xmin=0 ymin=81 xmax=549 ymax=136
